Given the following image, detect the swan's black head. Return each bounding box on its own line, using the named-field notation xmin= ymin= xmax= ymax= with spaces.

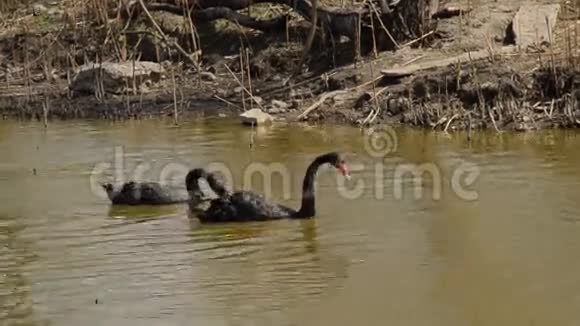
xmin=185 ymin=168 xmax=207 ymax=192
xmin=101 ymin=183 xmax=117 ymax=200
xmin=102 ymin=183 xmax=114 ymax=193
xmin=320 ymin=152 xmax=350 ymax=179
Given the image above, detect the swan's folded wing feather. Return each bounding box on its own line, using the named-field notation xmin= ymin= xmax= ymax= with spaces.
xmin=230 ymin=191 xmax=296 ymax=219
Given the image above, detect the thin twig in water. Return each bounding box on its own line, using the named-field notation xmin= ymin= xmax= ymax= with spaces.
xmin=42 ymin=96 xmax=49 ymax=128
xmin=467 ymin=112 xmax=472 ymax=141
xmin=249 ymin=121 xmax=255 ymax=149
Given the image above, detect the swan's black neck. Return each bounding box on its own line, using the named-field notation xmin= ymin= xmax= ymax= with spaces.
xmin=185 ymin=168 xmax=229 ymax=198
xmin=295 ymin=154 xmax=331 ymax=218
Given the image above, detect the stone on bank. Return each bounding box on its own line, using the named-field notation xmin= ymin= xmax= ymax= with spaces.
xmin=239 ymin=108 xmax=274 ymax=126
xmin=69 ymin=61 xmax=164 ymax=95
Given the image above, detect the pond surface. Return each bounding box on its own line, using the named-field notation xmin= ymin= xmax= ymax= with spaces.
xmin=1 ymin=117 xmax=580 ymax=326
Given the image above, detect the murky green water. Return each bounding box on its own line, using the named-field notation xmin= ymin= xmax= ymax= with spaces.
xmin=1 ymin=117 xmax=580 ymax=326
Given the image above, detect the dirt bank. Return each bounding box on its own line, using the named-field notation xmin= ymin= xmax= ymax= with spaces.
xmin=1 ymin=0 xmax=579 ymax=131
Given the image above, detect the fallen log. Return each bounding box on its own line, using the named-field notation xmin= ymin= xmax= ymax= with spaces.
xmin=139 ymin=3 xmax=288 ymax=32
xmin=432 ymin=5 xmax=471 ymax=19
xmin=297 ymin=90 xmax=348 ymax=120
xmin=124 ymin=0 xmax=367 ymax=39
xmin=123 ymin=0 xmax=437 ymax=51
xmin=381 ymin=46 xmax=517 ymax=78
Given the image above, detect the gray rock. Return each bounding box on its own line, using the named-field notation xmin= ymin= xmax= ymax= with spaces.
xmin=47 ymin=7 xmax=63 ymax=16
xmin=515 ymin=122 xmax=533 ymax=132
xmin=239 ymin=108 xmax=273 ymax=126
xmin=252 ymin=96 xmax=264 ymax=106
xmin=510 ymin=4 xmax=560 ymax=47
xmin=339 ymin=36 xmax=350 ymax=43
xmin=32 ymin=3 xmax=48 ymax=16
xmin=234 ymin=86 xmax=243 ymax=94
xmin=70 ymin=61 xmax=164 ymax=95
xmin=271 ymin=99 xmax=289 ymax=111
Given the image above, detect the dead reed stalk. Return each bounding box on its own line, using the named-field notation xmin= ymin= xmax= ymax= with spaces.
xmin=245 ymin=47 xmax=254 ymax=110
xmin=171 ymin=66 xmax=178 ymax=124
xmin=182 ymin=1 xmax=203 ymax=84
xmin=546 ymin=16 xmax=558 ymax=98
xmin=239 ymin=47 xmax=246 ymax=110
xmin=367 ymin=0 xmax=399 ymax=49
xmin=223 ymin=63 xmax=265 ymax=110
xmin=369 ymin=5 xmax=378 ymax=58
xmin=136 ymin=0 xmax=199 ymax=68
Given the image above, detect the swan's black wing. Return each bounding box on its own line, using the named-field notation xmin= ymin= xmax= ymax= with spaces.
xmin=229 ymin=191 xmax=297 ymax=220
xmin=196 ymin=191 xmax=296 ymax=222
xmin=105 ymin=182 xmax=140 ymax=205
xmin=106 ymin=182 xmax=188 ymax=205
xmin=139 ymin=182 xmax=189 ymax=204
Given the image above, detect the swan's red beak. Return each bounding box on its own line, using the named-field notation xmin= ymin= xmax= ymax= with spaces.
xmin=337 ymin=162 xmax=351 ymax=180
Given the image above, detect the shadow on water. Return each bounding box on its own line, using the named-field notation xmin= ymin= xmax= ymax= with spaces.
xmin=105 ymin=204 xmax=184 ymax=220
xmin=98 ymin=204 xmax=188 ymax=230
xmin=181 ymin=215 xmax=351 ymax=324
xmin=185 ymin=216 xmax=320 ymax=254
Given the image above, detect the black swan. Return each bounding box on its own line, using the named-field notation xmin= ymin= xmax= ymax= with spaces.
xmin=102 ymin=181 xmax=191 ymax=205
xmin=102 ymin=167 xmax=229 ymax=206
xmin=188 ymin=152 xmax=350 ymax=223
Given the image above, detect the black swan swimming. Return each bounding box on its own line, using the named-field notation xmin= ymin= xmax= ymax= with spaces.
xmin=102 ymin=181 xmax=191 ymax=205
xmin=102 ymin=168 xmax=229 ymax=206
xmin=187 ymin=152 xmax=350 ymax=223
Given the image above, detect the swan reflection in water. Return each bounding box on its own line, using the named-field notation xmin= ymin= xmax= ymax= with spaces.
xmin=185 ymin=213 xmax=351 ymax=318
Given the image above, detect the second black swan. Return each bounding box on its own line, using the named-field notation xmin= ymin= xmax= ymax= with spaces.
xmin=102 ymin=181 xmax=191 ymax=205
xmin=102 ymin=170 xmax=222 ymax=206
xmin=187 ymin=152 xmax=350 ymax=223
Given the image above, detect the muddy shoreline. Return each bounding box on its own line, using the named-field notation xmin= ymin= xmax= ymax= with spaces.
xmin=3 ymin=53 xmax=579 ymax=132
xmin=2 ymin=0 xmax=580 ymax=131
